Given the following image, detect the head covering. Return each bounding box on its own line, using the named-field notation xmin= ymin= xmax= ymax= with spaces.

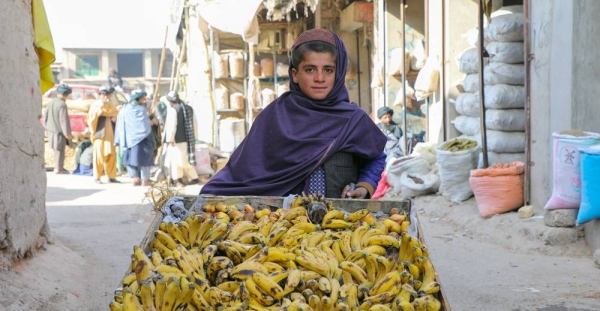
xmin=99 ymin=86 xmax=110 ymax=94
xmin=107 ymin=86 xmax=116 ymax=94
xmin=166 ymin=90 xmax=179 ymax=102
xmin=292 ymin=28 xmax=336 ymax=48
xmin=56 ymin=84 xmax=72 ymax=95
xmin=377 ymin=107 xmax=393 ymax=119
xmin=130 ymin=90 xmax=147 ymax=101
xmin=201 ymin=29 xmax=386 ymax=197
xmin=114 ymin=99 xmax=151 ymax=149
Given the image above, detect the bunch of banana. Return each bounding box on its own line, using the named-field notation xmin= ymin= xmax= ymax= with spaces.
xmin=111 ymin=194 xmax=444 ymax=311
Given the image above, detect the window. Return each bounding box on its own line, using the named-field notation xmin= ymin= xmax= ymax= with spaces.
xmin=117 ymin=53 xmax=144 ymax=77
xmin=75 ymin=55 xmax=100 ymax=77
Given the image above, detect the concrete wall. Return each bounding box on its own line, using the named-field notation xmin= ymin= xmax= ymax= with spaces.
xmin=0 ymin=0 xmax=49 ymax=268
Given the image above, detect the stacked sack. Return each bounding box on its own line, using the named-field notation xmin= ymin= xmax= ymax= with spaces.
xmin=454 ymin=5 xmax=527 ymax=167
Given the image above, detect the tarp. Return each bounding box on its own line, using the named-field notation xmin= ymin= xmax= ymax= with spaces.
xmin=32 ymin=0 xmax=56 ymax=94
xmin=197 ymin=0 xmax=263 ymax=44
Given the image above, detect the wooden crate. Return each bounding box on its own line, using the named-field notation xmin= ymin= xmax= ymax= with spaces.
xmin=128 ymin=195 xmax=451 ymax=311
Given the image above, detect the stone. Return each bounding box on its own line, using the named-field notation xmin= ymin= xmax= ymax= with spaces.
xmin=594 ymin=249 xmax=600 ymax=269
xmin=518 ymin=205 xmax=535 ymax=219
xmin=544 ymin=209 xmax=578 ymax=227
xmin=542 ymin=227 xmax=579 ymax=246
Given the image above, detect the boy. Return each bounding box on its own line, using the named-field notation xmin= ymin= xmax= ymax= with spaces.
xmin=201 ymin=29 xmax=386 ymax=199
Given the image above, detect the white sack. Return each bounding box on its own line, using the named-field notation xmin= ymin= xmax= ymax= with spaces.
xmin=459 ymin=47 xmax=479 ymax=74
xmin=485 ymin=109 xmax=526 ymax=132
xmin=461 ymin=130 xmax=526 ymax=153
xmin=387 ymin=157 xmax=430 ymax=194
xmin=486 ymin=13 xmax=524 ymax=42
xmin=486 ymin=41 xmax=525 ymax=64
xmin=437 ymin=144 xmax=480 ymax=203
xmin=414 ymin=56 xmax=440 ymax=101
xmin=452 ymin=115 xmax=481 ymax=136
xmin=455 ymin=93 xmax=481 ymax=117
xmin=485 ymin=84 xmax=525 ymax=109
xmin=400 ymin=171 xmax=440 ymax=198
xmin=484 ymin=63 xmax=525 ymax=85
xmin=463 ymin=74 xmax=480 ymax=93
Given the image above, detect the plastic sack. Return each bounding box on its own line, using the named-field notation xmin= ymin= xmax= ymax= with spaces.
xmin=458 ymin=47 xmax=479 ymax=74
xmin=194 ymin=146 xmax=215 ymax=176
xmin=387 ymin=157 xmax=430 ymax=194
xmin=484 ymin=63 xmax=525 ymax=86
xmin=389 ymin=48 xmax=411 ymax=77
xmin=485 ymin=84 xmax=525 ymax=109
xmin=485 ymin=12 xmax=524 ymax=42
xmin=462 ymin=74 xmax=479 ymax=93
xmin=485 ymin=109 xmax=526 ymax=132
xmin=452 ymin=115 xmax=480 ymax=136
xmin=545 ymin=132 xmax=600 ymax=210
xmin=461 ymin=130 xmax=526 ymax=153
xmin=400 ymin=171 xmax=440 ymax=198
xmin=372 ymin=171 xmax=390 ymax=200
xmin=437 ymin=142 xmax=480 ymax=203
xmin=411 ymin=142 xmax=438 ymax=166
xmin=486 ymin=41 xmax=525 ymax=64
xmin=414 ymin=56 xmax=440 ymax=101
xmin=470 ymin=161 xmax=525 ymax=218
xmin=455 ymin=93 xmax=480 ymax=117
xmin=577 ymin=147 xmax=600 ymax=225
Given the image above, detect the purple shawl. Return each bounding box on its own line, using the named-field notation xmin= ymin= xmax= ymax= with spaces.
xmin=201 ymin=29 xmax=386 ymax=196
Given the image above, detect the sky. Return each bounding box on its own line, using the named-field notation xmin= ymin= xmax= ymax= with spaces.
xmin=44 ymin=0 xmax=172 ymax=61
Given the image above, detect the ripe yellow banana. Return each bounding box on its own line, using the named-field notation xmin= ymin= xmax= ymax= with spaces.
xmin=383 ymin=218 xmax=402 ymax=234
xmin=255 ymin=208 xmax=272 ymax=220
xmin=122 ymin=273 xmax=137 ymax=287
xmin=370 ymin=270 xmax=400 ymax=296
xmin=231 ymin=260 xmax=269 ymax=278
xmin=161 ymin=278 xmax=181 ymax=311
xmin=307 ymin=294 xmax=321 ymax=311
xmin=370 ymin=304 xmax=394 ymax=311
xmin=201 ymin=244 xmax=218 ymax=264
xmin=257 ymin=217 xmax=275 ymax=238
xmin=321 ymin=296 xmax=334 ymax=310
xmin=227 ymin=221 xmax=259 ymax=241
xmin=331 ymin=240 xmax=345 ymax=263
xmin=150 ymin=239 xmax=174 ymax=258
xmin=360 ymin=228 xmax=385 ymax=249
xmin=266 ymin=226 xmax=288 ymax=247
xmin=363 ymin=252 xmax=378 ymax=284
xmin=164 ymin=222 xmax=188 ymax=248
xmin=154 ymin=230 xmax=178 ymax=251
xmin=372 ymin=221 xmax=389 ymax=235
xmin=268 ymin=269 xmax=289 ymax=283
xmin=139 ymin=280 xmax=155 ymax=311
xmin=351 ymin=222 xmax=370 ymax=252
xmin=295 ymin=254 xmax=329 ymax=277
xmin=344 ymin=209 xmax=371 ymax=223
xmin=150 ymin=250 xmax=163 ymax=267
xmin=173 ymin=249 xmax=195 ymax=275
xmin=173 ymin=276 xmax=195 ymax=310
xmin=194 ymin=217 xmax=216 ymax=247
xmin=282 ymin=207 xmax=308 ymax=221
xmin=122 ymin=288 xmax=143 ymax=311
xmin=322 ymin=209 xmax=345 ymax=223
xmin=109 ymin=301 xmax=123 ymax=311
xmin=201 ymin=221 xmax=228 ymax=248
xmin=186 ymin=215 xmax=202 ymax=245
xmin=321 ymin=219 xmax=353 ymax=230
xmin=365 ymin=235 xmax=400 ymax=248
xmin=134 ymin=260 xmax=154 ymax=284
xmin=252 ymin=272 xmax=285 ymax=299
xmin=206 ymin=256 xmax=233 ymax=282
xmin=236 ymin=232 xmax=267 ymax=245
xmin=262 ymin=261 xmax=285 ymax=274
xmin=245 ymin=277 xmax=276 ymax=306
xmin=224 ymin=246 xmax=244 ymax=265
xmin=339 ymin=261 xmax=369 ymax=285
xmin=340 ymin=231 xmax=353 ymax=259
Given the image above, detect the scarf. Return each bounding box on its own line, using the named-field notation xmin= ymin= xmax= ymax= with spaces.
xmin=201 ymin=29 xmax=386 ymax=196
xmin=181 ymin=101 xmax=196 ymax=165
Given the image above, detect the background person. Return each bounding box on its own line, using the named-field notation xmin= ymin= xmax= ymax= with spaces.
xmin=44 ymin=83 xmax=73 ymax=174
xmin=87 ymin=86 xmax=120 ymax=183
xmin=377 ymin=106 xmax=404 ymax=161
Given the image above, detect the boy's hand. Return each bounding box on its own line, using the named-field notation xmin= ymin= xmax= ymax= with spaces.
xmin=341 ymin=185 xmax=367 ymax=199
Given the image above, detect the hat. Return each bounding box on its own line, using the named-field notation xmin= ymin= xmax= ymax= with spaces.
xmin=56 ymin=84 xmax=72 ymax=95
xmin=99 ymin=86 xmax=110 ymax=94
xmin=377 ymin=107 xmax=394 ymax=119
xmin=107 ymin=86 xmax=116 ymax=94
xmin=166 ymin=90 xmax=179 ymax=102
xmin=130 ymin=90 xmax=147 ymax=101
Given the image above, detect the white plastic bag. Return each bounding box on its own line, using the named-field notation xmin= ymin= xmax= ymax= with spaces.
xmin=400 ymin=171 xmax=440 ymax=198
xmin=387 ymin=157 xmax=430 ymax=194
xmin=485 ymin=84 xmax=525 ymax=109
xmin=458 ymin=47 xmax=479 ymax=74
xmin=455 ymin=93 xmax=480 ymax=117
xmin=484 ymin=63 xmax=525 ymax=85
xmin=486 ymin=41 xmax=525 ymax=64
xmin=410 ymin=39 xmax=427 ymax=71
xmin=414 ymin=56 xmax=440 ymax=100
xmin=485 ymin=109 xmax=526 ymax=132
xmin=452 ymin=115 xmax=481 ymax=136
xmin=463 ymin=74 xmax=479 ymax=93
xmin=437 ymin=143 xmax=480 ymax=202
xmin=485 ymin=13 xmax=524 ymax=42
xmin=389 ymin=48 xmax=411 ymax=77
xmin=545 ymin=132 xmax=600 ymax=210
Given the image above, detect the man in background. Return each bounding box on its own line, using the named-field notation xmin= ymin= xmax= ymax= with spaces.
xmin=87 ymin=86 xmax=120 ymax=183
xmin=163 ymin=91 xmax=199 ymax=187
xmin=107 ymin=68 xmax=123 ymax=89
xmin=44 ymin=84 xmax=73 ymax=174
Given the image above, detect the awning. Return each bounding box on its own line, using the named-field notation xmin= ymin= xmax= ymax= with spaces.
xmin=197 ymin=0 xmax=264 ymax=44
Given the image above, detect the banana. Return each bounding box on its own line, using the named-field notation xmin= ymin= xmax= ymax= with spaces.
xmin=155 ymin=264 xmax=186 ymax=280
xmin=365 ymin=235 xmax=400 ymax=248
xmin=296 ymin=254 xmax=329 ymax=277
xmin=298 ymin=270 xmax=322 ymax=283
xmin=133 ymin=246 xmax=155 ymax=270
xmin=224 ymin=246 xmax=244 ymax=265
xmin=383 ymin=218 xmax=402 ymax=234
xmin=237 ymin=232 xmax=267 ymax=245
xmin=370 ymin=304 xmax=394 ymax=311
xmin=168 ymin=222 xmax=189 ymax=247
xmin=266 ymin=226 xmax=287 ymax=247
xmin=365 ymin=292 xmax=394 ymax=305
xmin=281 ymin=269 xmax=302 ymax=296
xmin=252 ymin=272 xmax=285 ymax=299
xmin=257 ymin=217 xmax=275 ymax=238
xmin=331 ymin=240 xmax=345 ymax=263
xmin=421 ymin=245 xmax=430 ymax=258
xmin=187 ymin=215 xmax=203 ymax=246
xmin=245 ymin=245 xmax=264 ymax=261
xmin=139 ymin=280 xmax=155 ymax=311
xmin=214 ymin=211 xmax=230 ymax=224
xmin=228 ymin=221 xmax=259 ymax=241
xmin=152 ymin=278 xmax=166 ymax=310
xmin=154 ymin=230 xmax=178 ymax=250
xmin=122 ymin=288 xmax=143 ymax=311
xmin=206 ymin=256 xmax=233 ymax=282
xmin=150 ymin=239 xmax=174 ymax=258
xmin=282 ymin=207 xmax=308 ymax=221
xmin=372 ymin=221 xmax=389 ymax=235
xmin=134 ymin=260 xmax=154 ymax=284
xmin=150 ymin=250 xmax=163 ymax=267
xmin=308 ymin=294 xmax=321 ymax=311
xmin=231 ymin=260 xmax=270 ymax=277
xmin=269 ymin=269 xmax=289 ymax=283
xmin=195 ymin=217 xmax=216 ymax=247
xmin=360 ymin=229 xmax=385 ymax=249
xmin=218 ymin=240 xmax=253 ymax=256
xmin=290 ymin=222 xmax=318 ymax=234
xmin=173 ymin=249 xmax=195 ymax=275
xmin=340 ymin=231 xmax=353 ymax=259
xmin=423 ymin=295 xmax=442 ymax=311
xmin=173 ymin=276 xmax=195 ymax=310
xmin=315 ymin=277 xmax=330 ymax=295
xmin=328 ymin=277 xmax=340 ymax=303
xmin=317 ymin=245 xmax=342 ymax=279
xmin=322 ymin=209 xmax=345 ymax=223
xmin=201 ymin=221 xmax=228 ymax=248
xmin=339 ymin=283 xmax=359 ymax=309
xmin=364 ymin=252 xmax=378 ymax=284
xmin=401 ymin=220 xmax=411 ymax=233
xmin=245 ymin=277 xmax=276 ymax=306
xmin=201 ymin=244 xmax=218 ymax=264
xmin=350 ymin=222 xmax=370 ymax=252
xmin=335 ymin=302 xmax=350 ymax=311
xmin=404 ymin=261 xmax=420 ymax=280
xmin=109 ymin=301 xmax=123 ymax=311
xmin=321 ymin=219 xmax=353 ymax=230
xmin=217 ymin=281 xmax=240 ymax=293
xmin=358 ymin=301 xmax=373 ymax=311
xmin=344 ymin=209 xmax=370 ymax=223
xmin=122 ymin=273 xmax=137 ymax=287
xmin=338 ymin=261 xmax=369 ymax=285
xmin=161 ymin=278 xmax=181 ymax=311
xmin=255 ymin=208 xmax=272 ymax=220
xmin=262 ymin=261 xmax=285 ymax=274
xmin=370 ymin=270 xmax=401 ymax=296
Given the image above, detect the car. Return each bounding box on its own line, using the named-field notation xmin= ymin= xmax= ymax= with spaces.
xmin=41 ymin=84 xmax=129 ymax=139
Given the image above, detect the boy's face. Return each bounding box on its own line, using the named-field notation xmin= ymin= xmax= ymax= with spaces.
xmin=291 ymin=51 xmax=336 ymax=101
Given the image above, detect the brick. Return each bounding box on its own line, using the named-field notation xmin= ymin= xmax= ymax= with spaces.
xmin=542 ymin=227 xmax=579 ymax=246
xmin=544 ymin=209 xmax=578 ymax=227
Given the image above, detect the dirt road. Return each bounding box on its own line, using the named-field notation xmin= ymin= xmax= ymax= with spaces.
xmin=0 ymin=173 xmax=598 ymax=310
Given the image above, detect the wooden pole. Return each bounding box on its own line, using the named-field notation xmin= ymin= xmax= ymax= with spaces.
xmin=401 ymin=0 xmax=408 ymax=155
xmin=151 ymin=26 xmax=169 ymax=112
xmin=478 ymin=0 xmax=489 ymax=168
xmin=523 ymin=0 xmax=531 ymax=204
xmin=173 ymin=5 xmax=190 ymax=92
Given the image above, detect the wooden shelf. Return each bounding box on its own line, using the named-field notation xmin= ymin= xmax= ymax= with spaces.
xmin=216 ymin=109 xmax=244 ymax=113
xmin=216 ymin=77 xmax=244 ymax=81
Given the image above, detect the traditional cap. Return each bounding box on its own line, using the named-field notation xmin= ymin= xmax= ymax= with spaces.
xmin=130 ymin=90 xmax=147 ymax=101
xmin=377 ymin=106 xmax=394 ymax=119
xmin=99 ymin=86 xmax=110 ymax=94
xmin=166 ymin=90 xmax=179 ymax=102
xmin=292 ymin=28 xmax=336 ymax=49
xmin=56 ymin=84 xmax=72 ymax=95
